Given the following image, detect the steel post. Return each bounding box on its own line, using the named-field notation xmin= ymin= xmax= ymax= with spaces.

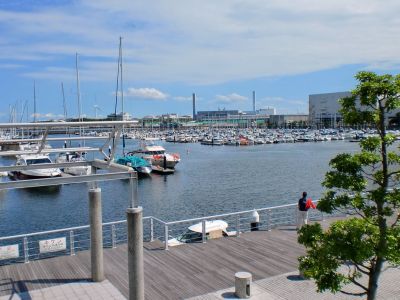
xmin=127 ymin=207 xmax=144 ymax=300
xmin=89 ymin=187 xmax=104 ymax=282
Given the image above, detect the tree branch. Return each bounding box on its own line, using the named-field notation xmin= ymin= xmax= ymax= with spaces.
xmin=354 ymin=263 xmax=370 ymax=275
xmin=348 ymin=277 xmax=368 ymax=292
xmin=340 ymin=290 xmax=367 ymax=296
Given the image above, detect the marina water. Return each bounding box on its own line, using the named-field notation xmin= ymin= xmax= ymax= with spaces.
xmin=0 ymin=139 xmax=359 ymax=236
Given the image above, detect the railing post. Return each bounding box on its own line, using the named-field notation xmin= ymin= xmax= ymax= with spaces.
xmin=202 ymin=220 xmax=206 ymax=243
xmin=111 ymin=224 xmax=117 ymax=248
xmin=267 ymin=209 xmax=271 ymax=231
xmin=236 ymin=215 xmax=240 ymax=237
xmin=23 ymin=236 xmax=29 ymax=263
xmin=164 ymin=224 xmax=169 ymax=250
xmin=70 ymin=230 xmax=75 ymax=256
xmin=150 ymin=218 xmax=154 ymax=242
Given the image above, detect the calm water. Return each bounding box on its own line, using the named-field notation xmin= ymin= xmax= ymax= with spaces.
xmin=0 ymin=140 xmax=360 ymax=236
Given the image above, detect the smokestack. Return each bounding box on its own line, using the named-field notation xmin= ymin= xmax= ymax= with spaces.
xmin=253 ymin=90 xmax=256 ymax=112
xmin=192 ymin=93 xmax=196 ymax=120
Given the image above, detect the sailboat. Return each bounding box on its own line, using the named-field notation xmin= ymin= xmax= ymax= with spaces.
xmin=112 ymin=37 xmax=152 ymax=175
xmin=55 ymin=55 xmax=90 ymax=176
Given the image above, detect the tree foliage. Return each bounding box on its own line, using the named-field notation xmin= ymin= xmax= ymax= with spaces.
xmin=298 ymin=72 xmax=400 ymax=300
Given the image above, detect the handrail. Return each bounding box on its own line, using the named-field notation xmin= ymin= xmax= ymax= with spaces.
xmin=0 ymin=201 xmax=316 ymax=241
xmin=165 ymin=201 xmax=314 ymax=225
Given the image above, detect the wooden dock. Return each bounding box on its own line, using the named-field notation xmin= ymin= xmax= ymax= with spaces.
xmin=0 ymin=225 xmax=307 ymax=299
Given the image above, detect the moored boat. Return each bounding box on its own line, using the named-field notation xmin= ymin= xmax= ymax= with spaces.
xmin=168 ymin=220 xmax=235 ymax=246
xmin=115 ymin=155 xmax=152 ymax=176
xmin=9 ymin=154 xmax=62 ymax=180
xmin=128 ymin=144 xmax=180 ymax=169
xmin=55 ymin=152 xmax=91 ymax=176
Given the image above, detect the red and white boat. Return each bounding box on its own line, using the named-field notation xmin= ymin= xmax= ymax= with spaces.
xmin=128 ymin=144 xmax=180 ymax=169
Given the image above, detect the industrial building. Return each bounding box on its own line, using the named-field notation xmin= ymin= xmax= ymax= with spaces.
xmin=309 ymin=91 xmax=351 ymax=128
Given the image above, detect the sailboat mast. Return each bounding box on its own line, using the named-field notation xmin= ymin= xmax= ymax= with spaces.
xmin=119 ymin=36 xmax=124 ymax=117
xmin=75 ymin=53 xmax=82 ymax=122
xmin=61 ymin=82 xmax=67 ymax=120
xmin=33 ymin=81 xmax=37 ymax=123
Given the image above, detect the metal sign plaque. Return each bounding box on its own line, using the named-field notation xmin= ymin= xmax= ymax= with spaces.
xmin=39 ymin=237 xmax=67 ymax=253
xmin=0 ymin=244 xmax=19 ymax=260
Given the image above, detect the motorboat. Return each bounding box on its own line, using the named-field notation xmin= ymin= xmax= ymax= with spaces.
xmin=168 ymin=220 xmax=235 ymax=246
xmin=55 ymin=152 xmax=91 ymax=176
xmin=128 ymin=144 xmax=180 ymax=169
xmin=9 ymin=154 xmax=62 ymax=180
xmin=115 ymin=155 xmax=152 ymax=176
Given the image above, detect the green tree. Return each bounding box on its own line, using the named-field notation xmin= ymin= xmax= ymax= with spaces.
xmin=298 ymin=72 xmax=400 ymax=300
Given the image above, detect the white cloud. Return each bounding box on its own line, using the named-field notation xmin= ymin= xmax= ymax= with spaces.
xmin=1 ymin=0 xmax=400 ymax=85
xmin=125 ymin=88 xmax=168 ymax=100
xmin=173 ymin=96 xmax=192 ymax=102
xmin=216 ymin=93 xmax=248 ymax=103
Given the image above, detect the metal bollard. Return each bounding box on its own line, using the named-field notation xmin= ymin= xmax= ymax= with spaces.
xmin=235 ymin=272 xmax=252 ymax=299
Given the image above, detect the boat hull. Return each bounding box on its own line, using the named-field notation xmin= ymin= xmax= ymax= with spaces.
xmin=10 ymin=171 xmax=62 ymax=180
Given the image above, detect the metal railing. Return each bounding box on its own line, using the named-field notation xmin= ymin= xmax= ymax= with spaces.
xmin=0 ymin=201 xmax=345 ymax=265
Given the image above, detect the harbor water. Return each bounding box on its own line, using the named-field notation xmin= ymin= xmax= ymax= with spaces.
xmin=0 ymin=139 xmax=360 ymax=237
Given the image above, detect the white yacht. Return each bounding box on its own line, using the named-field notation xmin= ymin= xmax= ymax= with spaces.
xmin=10 ymin=154 xmax=62 ymax=180
xmin=55 ymin=152 xmax=91 ymax=176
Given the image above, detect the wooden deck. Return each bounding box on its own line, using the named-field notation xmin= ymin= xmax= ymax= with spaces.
xmin=0 ymin=225 xmax=307 ymax=300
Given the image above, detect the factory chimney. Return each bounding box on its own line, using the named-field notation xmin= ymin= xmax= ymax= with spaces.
xmin=253 ymin=91 xmax=256 ymax=112
xmin=192 ymin=93 xmax=196 ymax=120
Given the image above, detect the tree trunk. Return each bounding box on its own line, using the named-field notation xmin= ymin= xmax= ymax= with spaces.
xmin=367 ymin=257 xmax=383 ymax=300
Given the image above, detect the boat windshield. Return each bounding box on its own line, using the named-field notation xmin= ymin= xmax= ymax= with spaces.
xmin=146 ymin=150 xmax=165 ymax=155
xmin=176 ymin=230 xmax=202 ymax=243
xmin=26 ymin=158 xmax=52 ymax=165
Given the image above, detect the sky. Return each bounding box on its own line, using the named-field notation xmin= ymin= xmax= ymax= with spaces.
xmin=1 ymin=0 xmax=400 ymax=121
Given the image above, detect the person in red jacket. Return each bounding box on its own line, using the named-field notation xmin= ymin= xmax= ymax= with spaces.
xmin=297 ymin=192 xmax=315 ymax=229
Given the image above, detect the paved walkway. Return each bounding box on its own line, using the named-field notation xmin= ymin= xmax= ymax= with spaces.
xmin=188 ymin=267 xmax=400 ymax=300
xmin=0 ymin=280 xmax=125 ymax=300
xmin=2 ymin=267 xmax=398 ymax=299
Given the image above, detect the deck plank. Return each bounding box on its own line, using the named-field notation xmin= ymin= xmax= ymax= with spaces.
xmin=0 ymin=220 xmax=336 ymax=300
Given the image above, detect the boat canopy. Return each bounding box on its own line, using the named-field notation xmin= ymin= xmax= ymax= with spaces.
xmin=116 ymin=156 xmax=151 ymax=168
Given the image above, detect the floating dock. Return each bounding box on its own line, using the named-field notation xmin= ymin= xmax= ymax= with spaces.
xmin=151 ymin=165 xmax=175 ymax=174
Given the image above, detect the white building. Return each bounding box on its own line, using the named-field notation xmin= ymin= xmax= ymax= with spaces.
xmin=258 ymin=107 xmax=276 ymax=115
xmin=309 ymin=91 xmax=351 ymax=128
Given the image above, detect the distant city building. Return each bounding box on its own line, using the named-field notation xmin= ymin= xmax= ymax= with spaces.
xmin=269 ymin=115 xmax=308 ymax=128
xmin=196 ymin=110 xmax=239 ymax=121
xmin=258 ymin=107 xmax=276 ymax=115
xmin=106 ymin=112 xmax=132 ymax=121
xmin=195 ymin=109 xmax=269 ymax=127
xmin=309 ymin=92 xmax=351 ymax=128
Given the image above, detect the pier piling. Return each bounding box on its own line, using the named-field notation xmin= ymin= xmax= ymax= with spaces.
xmin=127 ymin=206 xmax=144 ymax=300
xmin=89 ymin=187 xmax=104 ymax=282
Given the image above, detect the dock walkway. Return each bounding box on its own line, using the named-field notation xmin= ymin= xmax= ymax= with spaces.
xmin=0 ymin=225 xmax=302 ymax=299
xmin=1 ymin=220 xmax=398 ymax=299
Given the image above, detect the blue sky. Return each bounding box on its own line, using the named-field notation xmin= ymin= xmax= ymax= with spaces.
xmin=1 ymin=0 xmax=400 ymax=121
